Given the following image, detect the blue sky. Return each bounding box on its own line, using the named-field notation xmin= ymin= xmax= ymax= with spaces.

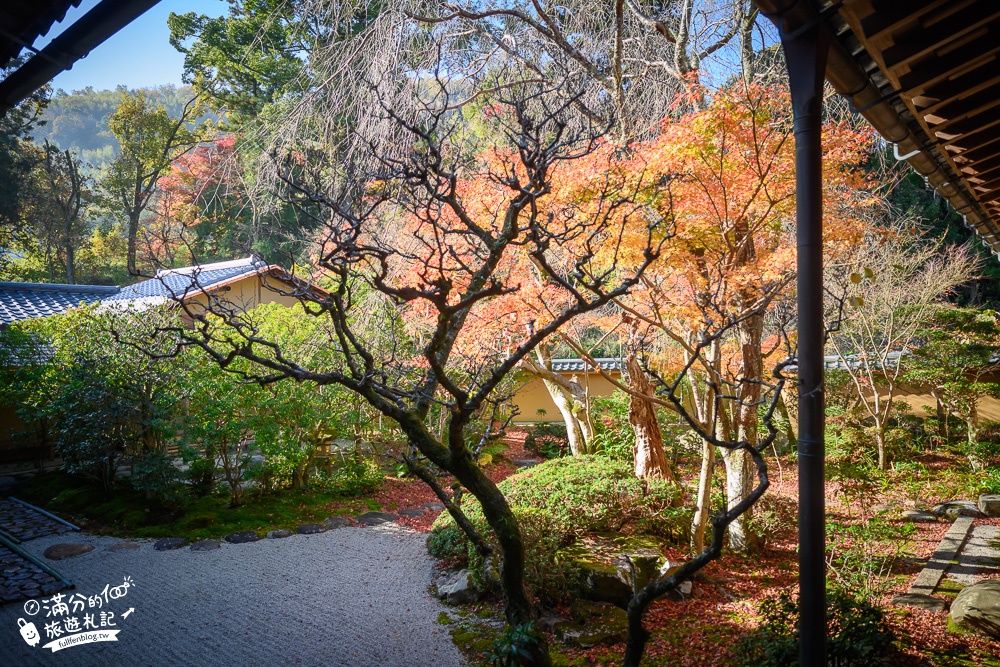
xmin=36 ymin=0 xmax=227 ymax=93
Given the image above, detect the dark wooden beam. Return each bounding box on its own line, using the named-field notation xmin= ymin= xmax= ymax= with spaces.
xmin=898 ymin=32 xmax=1000 ymax=94
xmin=861 ymin=0 xmax=957 ymax=43
xmin=918 ymin=70 xmax=1000 ymax=117
xmin=947 ymin=130 xmax=1000 ymax=161
xmin=973 ymin=174 xmax=1000 ymax=192
xmin=933 ymin=104 xmax=1000 ymax=140
xmin=926 ymin=89 xmax=1000 ymax=133
xmin=961 ymin=148 xmax=1000 ymax=174
xmin=883 ymin=11 xmax=1000 ymax=71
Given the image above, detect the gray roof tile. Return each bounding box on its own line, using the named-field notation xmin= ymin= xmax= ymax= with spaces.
xmin=103 ymin=257 xmax=267 ymax=305
xmin=0 ymin=282 xmax=119 ymax=325
xmin=549 ymin=358 xmax=622 ymax=372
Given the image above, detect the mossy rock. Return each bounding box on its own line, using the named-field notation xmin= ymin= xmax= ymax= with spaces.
xmin=553 ymin=600 xmax=628 ymax=648
xmin=556 ymin=533 xmax=669 ymax=608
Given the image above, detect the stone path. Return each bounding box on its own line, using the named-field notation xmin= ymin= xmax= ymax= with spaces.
xmin=0 ymin=498 xmax=75 ymax=541
xmin=0 ymin=545 xmax=65 ymax=603
xmin=0 ymin=498 xmax=75 ymax=605
xmin=894 ymin=516 xmax=1000 ymax=611
xmin=0 ymin=524 xmax=462 ymax=667
xmin=944 ymin=524 xmax=1000 ymax=586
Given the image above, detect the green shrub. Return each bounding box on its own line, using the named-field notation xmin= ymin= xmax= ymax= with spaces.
xmin=484 ymin=623 xmax=542 ymax=667
xmin=981 ymin=467 xmax=1000 ymax=494
xmin=130 ymin=452 xmax=181 ymax=501
xmin=827 ymin=517 xmax=915 ymax=601
xmin=590 ymin=392 xmax=634 ymax=462
xmin=523 ymin=422 xmax=569 ymax=459
xmin=315 ymin=449 xmax=383 ymax=496
xmin=735 ymin=589 xmax=894 ymax=667
xmin=179 ymin=444 xmax=216 ymax=497
xmin=428 ymin=456 xmax=685 ymax=600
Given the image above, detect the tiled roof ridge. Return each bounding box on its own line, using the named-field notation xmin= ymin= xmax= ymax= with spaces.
xmin=0 ymin=282 xmax=119 ymax=294
xmin=549 ymin=358 xmax=623 ymax=372
xmin=154 ymin=256 xmax=265 ymax=278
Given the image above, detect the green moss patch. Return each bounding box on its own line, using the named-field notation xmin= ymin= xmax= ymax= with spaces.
xmin=15 ymin=471 xmax=370 ymax=540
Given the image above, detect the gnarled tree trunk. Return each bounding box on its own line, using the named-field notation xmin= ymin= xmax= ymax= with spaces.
xmin=623 ymin=325 xmax=676 ymax=482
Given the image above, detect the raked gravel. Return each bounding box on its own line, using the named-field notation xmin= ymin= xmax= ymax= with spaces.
xmin=0 ymin=524 xmax=463 ymax=667
xmin=945 ymin=523 xmax=1000 ymax=586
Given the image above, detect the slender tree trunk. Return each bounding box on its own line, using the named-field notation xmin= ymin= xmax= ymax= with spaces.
xmin=967 ymin=405 xmax=983 ymax=470
xmin=689 ymin=338 xmax=720 ymax=553
xmin=690 ymin=430 xmax=715 ymax=553
xmin=127 ymin=208 xmax=140 ymax=275
xmin=725 ymin=312 xmax=763 ymax=553
xmin=541 ymin=378 xmax=588 ymax=456
xmin=934 ymin=392 xmax=946 ymax=444
xmin=874 ymin=424 xmax=888 ymax=471
xmin=721 ymin=448 xmax=758 ymax=552
xmin=529 ymin=346 xmax=595 ymax=455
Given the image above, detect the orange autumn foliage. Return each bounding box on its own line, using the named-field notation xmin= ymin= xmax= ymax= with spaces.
xmin=382 ymin=83 xmax=879 ymax=381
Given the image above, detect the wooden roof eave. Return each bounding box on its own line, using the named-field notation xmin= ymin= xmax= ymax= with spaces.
xmin=754 ymin=0 xmax=1000 ymax=257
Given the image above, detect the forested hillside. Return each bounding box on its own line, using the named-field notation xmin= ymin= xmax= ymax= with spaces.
xmin=36 ymin=85 xmax=208 ymax=168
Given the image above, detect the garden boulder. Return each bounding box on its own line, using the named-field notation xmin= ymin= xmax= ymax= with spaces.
xmin=553 ymin=600 xmax=628 ymax=648
xmin=436 ymin=569 xmax=481 ymax=605
xmin=355 ymin=512 xmax=398 ymax=526
xmin=979 ymin=495 xmax=1000 ymax=517
xmin=296 ymin=523 xmax=326 ymax=535
xmin=950 ymin=579 xmax=1000 ymax=639
xmin=224 ymin=531 xmax=260 ymax=544
xmin=558 ymin=534 xmax=679 ymax=609
xmin=153 ymin=537 xmax=188 ymax=551
xmin=43 ymin=543 xmax=94 ymax=560
xmin=932 ymin=501 xmax=984 ymax=520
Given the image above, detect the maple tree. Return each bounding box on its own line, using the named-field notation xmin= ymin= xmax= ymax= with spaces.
xmin=826 ymin=229 xmax=979 ymax=470
xmin=561 ymin=83 xmax=879 ymax=552
xmin=165 ymin=80 xmax=667 ymax=666
xmin=148 ymin=135 xmax=253 ymax=265
xmin=904 ymin=307 xmax=1000 ymax=468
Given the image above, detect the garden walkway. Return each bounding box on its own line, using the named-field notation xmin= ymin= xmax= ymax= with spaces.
xmin=0 ymin=524 xmax=463 ymax=667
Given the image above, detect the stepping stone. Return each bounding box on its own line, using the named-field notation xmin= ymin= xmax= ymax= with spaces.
xmin=153 ymin=537 xmax=189 ymax=551
xmin=902 ymin=510 xmax=938 ymax=522
xmin=513 ymin=459 xmax=540 ymax=468
xmin=297 ymin=523 xmax=326 ymax=535
xmin=891 ymin=593 xmax=947 ymax=612
xmin=267 ymin=529 xmax=293 ymax=539
xmin=224 ymin=531 xmax=260 ymax=544
xmin=870 ymin=504 xmax=894 ymax=514
xmin=422 ymin=502 xmax=446 ymax=511
xmin=0 ymin=476 xmax=17 ymax=489
xmin=907 ymin=517 xmax=974 ymax=597
xmin=355 ymin=512 xmax=398 ymax=526
xmin=107 ymin=542 xmax=141 ymax=553
xmin=322 ymin=517 xmax=350 ymax=530
xmin=43 ymin=543 xmax=94 ymax=560
xmin=979 ymin=494 xmax=1000 ymax=517
xmin=397 ymin=508 xmax=426 ymax=517
xmin=190 ymin=539 xmax=220 ymax=552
